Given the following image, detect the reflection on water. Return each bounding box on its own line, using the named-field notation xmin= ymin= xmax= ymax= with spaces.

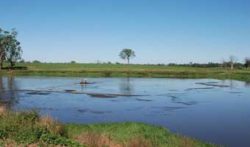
xmin=0 ymin=76 xmax=250 ymax=147
xmin=0 ymin=76 xmax=19 ymax=108
xmin=0 ymin=77 xmax=5 ymax=98
xmin=245 ymin=81 xmax=250 ymax=87
xmin=119 ymin=77 xmax=134 ymax=95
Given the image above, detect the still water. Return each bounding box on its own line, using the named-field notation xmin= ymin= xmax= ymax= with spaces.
xmin=1 ymin=76 xmax=250 ymax=147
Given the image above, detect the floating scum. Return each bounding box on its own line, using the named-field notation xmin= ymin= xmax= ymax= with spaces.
xmin=2 ymin=79 xmax=148 ymax=99
xmin=0 ymin=79 xmax=231 ymax=99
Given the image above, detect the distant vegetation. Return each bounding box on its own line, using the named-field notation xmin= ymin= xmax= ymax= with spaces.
xmin=32 ymin=60 xmax=41 ymax=64
xmin=0 ymin=62 xmax=249 ymax=82
xmin=18 ymin=60 xmax=250 ymax=69
xmin=168 ymin=61 xmax=246 ymax=69
xmin=70 ymin=60 xmax=76 ymax=64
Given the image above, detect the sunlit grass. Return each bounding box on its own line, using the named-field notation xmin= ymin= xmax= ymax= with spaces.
xmin=66 ymin=122 xmax=217 ymax=147
xmin=0 ymin=110 xmax=217 ymax=147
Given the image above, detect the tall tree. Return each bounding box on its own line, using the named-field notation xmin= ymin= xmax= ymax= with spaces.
xmin=4 ymin=29 xmax=22 ymax=68
xmin=0 ymin=28 xmax=22 ymax=69
xmin=245 ymin=58 xmax=250 ymax=68
xmin=0 ymin=28 xmax=7 ymax=70
xmin=229 ymin=56 xmax=237 ymax=70
xmin=119 ymin=48 xmax=135 ymax=64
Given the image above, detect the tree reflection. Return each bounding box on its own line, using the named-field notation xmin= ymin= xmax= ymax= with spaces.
xmin=0 ymin=77 xmax=6 ymax=101
xmin=0 ymin=76 xmax=19 ymax=109
xmin=229 ymin=80 xmax=235 ymax=89
xmin=119 ymin=77 xmax=134 ymax=95
xmin=245 ymin=81 xmax=250 ymax=87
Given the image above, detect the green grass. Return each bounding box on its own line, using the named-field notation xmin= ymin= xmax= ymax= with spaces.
xmin=1 ymin=63 xmax=250 ymax=81
xmin=66 ymin=122 xmax=217 ymax=147
xmin=0 ymin=110 xmax=217 ymax=147
xmin=0 ymin=111 xmax=81 ymax=146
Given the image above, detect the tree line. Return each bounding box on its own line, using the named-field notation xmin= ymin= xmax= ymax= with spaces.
xmin=0 ymin=28 xmax=22 ymax=70
xmin=1 ymin=27 xmax=250 ymax=70
xmin=169 ymin=57 xmax=250 ymax=69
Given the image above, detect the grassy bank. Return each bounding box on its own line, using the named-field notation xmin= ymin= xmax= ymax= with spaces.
xmin=1 ymin=63 xmax=250 ymax=81
xmin=0 ymin=110 xmax=216 ymax=147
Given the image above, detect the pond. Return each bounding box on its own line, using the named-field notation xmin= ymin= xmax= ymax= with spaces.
xmin=1 ymin=76 xmax=250 ymax=147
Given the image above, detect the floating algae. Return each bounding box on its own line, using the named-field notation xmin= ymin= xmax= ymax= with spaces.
xmin=136 ymin=98 xmax=152 ymax=102
xmin=87 ymin=93 xmax=118 ymax=98
xmin=151 ymin=106 xmax=185 ymax=112
xmin=5 ymin=89 xmax=148 ymax=99
xmin=27 ymin=91 xmax=51 ymax=95
xmin=185 ymin=87 xmax=214 ymax=91
xmin=77 ymin=109 xmax=112 ymax=114
xmin=64 ymin=89 xmax=77 ymax=93
xmin=174 ymin=101 xmax=197 ymax=106
xmin=195 ymin=82 xmax=230 ymax=88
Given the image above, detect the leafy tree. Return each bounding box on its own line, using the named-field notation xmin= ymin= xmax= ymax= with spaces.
xmin=0 ymin=28 xmax=8 ymax=69
xmin=0 ymin=28 xmax=22 ymax=69
xmin=119 ymin=48 xmax=135 ymax=64
xmin=5 ymin=29 xmax=22 ymax=68
xmin=245 ymin=58 xmax=250 ymax=68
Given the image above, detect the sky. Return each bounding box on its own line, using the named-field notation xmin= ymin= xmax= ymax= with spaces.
xmin=0 ymin=0 xmax=250 ymax=64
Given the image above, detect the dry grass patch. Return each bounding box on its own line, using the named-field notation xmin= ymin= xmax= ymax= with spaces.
xmin=0 ymin=104 xmax=7 ymax=115
xmin=179 ymin=136 xmax=196 ymax=147
xmin=75 ymin=132 xmax=154 ymax=147
xmin=126 ymin=137 xmax=153 ymax=147
xmin=38 ymin=115 xmax=66 ymax=136
xmin=75 ymin=132 xmax=122 ymax=147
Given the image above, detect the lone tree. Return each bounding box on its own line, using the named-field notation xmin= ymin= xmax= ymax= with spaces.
xmin=0 ymin=28 xmax=22 ymax=69
xmin=229 ymin=56 xmax=237 ymax=70
xmin=119 ymin=48 xmax=135 ymax=64
xmin=245 ymin=58 xmax=250 ymax=68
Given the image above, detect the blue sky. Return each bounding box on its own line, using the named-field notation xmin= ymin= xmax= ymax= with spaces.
xmin=1 ymin=0 xmax=250 ymax=64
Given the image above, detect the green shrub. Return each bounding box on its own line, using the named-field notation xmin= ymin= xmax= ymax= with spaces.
xmin=40 ymin=133 xmax=81 ymax=146
xmin=0 ymin=129 xmax=7 ymax=139
xmin=0 ymin=111 xmax=82 ymax=146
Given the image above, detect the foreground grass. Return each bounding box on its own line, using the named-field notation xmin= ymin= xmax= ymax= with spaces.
xmin=0 ymin=110 xmax=216 ymax=147
xmin=1 ymin=63 xmax=250 ymax=81
xmin=0 ymin=111 xmax=80 ymax=146
xmin=66 ymin=123 xmax=216 ymax=147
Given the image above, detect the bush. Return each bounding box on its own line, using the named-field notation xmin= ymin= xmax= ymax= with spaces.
xmin=19 ymin=60 xmax=25 ymax=63
xmin=70 ymin=61 xmax=76 ymax=64
xmin=245 ymin=58 xmax=250 ymax=68
xmin=32 ymin=60 xmax=41 ymax=64
xmin=0 ymin=129 xmax=7 ymax=139
xmin=0 ymin=111 xmax=81 ymax=146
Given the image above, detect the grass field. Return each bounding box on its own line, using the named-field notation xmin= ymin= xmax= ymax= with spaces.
xmin=0 ymin=110 xmax=216 ymax=147
xmin=1 ymin=63 xmax=250 ymax=81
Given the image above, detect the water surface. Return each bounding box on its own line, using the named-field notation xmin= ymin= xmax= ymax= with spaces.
xmin=1 ymin=76 xmax=250 ymax=147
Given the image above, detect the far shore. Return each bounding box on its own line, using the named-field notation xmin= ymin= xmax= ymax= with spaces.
xmin=1 ymin=63 xmax=250 ymax=82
